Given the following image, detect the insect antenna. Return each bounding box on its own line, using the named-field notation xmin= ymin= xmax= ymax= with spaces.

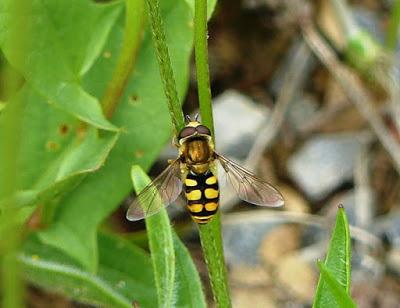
xmin=185 ymin=114 xmax=192 ymax=122
xmin=194 ymin=113 xmax=199 ymax=121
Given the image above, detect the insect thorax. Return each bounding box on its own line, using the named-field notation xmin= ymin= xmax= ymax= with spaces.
xmin=180 ymin=137 xmax=214 ymax=173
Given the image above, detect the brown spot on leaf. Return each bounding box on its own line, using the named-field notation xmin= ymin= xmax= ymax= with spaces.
xmin=135 ymin=150 xmax=144 ymax=159
xmin=76 ymin=124 xmax=87 ymax=140
xmin=129 ymin=94 xmax=140 ymax=105
xmin=46 ymin=140 xmax=59 ymax=151
xmin=58 ymin=124 xmax=69 ymax=135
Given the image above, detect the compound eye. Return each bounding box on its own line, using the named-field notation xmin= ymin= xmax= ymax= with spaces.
xmin=196 ymin=125 xmax=211 ymax=135
xmin=178 ymin=126 xmax=196 ymax=139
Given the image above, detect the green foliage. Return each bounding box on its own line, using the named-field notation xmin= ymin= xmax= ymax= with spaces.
xmin=313 ymin=206 xmax=356 ymax=308
xmin=346 ymin=31 xmax=382 ymax=77
xmin=131 ymin=166 xmax=206 ymax=308
xmin=20 ymin=233 xmax=157 ymax=307
xmin=35 ymin=0 xmax=194 ymax=271
xmin=0 ymin=0 xmax=120 ymax=130
xmin=0 ymin=0 xmax=214 ymax=306
xmin=131 ymin=165 xmax=175 ymax=306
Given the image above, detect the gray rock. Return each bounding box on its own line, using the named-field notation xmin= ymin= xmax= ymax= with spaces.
xmin=223 ymin=221 xmax=280 ymax=266
xmin=212 ymin=90 xmax=270 ymax=159
xmin=287 ymin=95 xmax=319 ymax=132
xmin=287 ymin=134 xmax=363 ymax=201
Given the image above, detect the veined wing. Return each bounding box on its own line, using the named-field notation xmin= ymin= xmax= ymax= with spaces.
xmin=216 ymin=153 xmax=284 ymax=207
xmin=126 ymin=159 xmax=183 ymax=221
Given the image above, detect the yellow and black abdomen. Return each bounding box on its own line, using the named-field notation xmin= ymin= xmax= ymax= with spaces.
xmin=184 ymin=170 xmax=219 ymax=224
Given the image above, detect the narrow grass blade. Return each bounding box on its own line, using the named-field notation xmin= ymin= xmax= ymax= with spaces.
xmin=131 ymin=165 xmax=175 ymax=307
xmin=173 ymin=232 xmax=206 ymax=308
xmin=130 ymin=165 xmax=207 ymax=307
xmin=20 ymin=233 xmax=157 ymax=308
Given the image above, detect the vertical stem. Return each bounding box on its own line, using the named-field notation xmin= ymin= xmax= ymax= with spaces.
xmin=194 ymin=1 xmax=231 ymax=307
xmin=198 ymin=214 xmax=231 ymax=308
xmin=101 ymin=0 xmax=146 ymax=118
xmin=0 ymin=1 xmax=28 ymax=306
xmin=146 ymin=0 xmax=230 ymax=305
xmin=0 ymin=71 xmax=24 ymax=308
xmin=194 ymin=0 xmax=214 ymax=136
xmin=145 ymin=0 xmax=185 ymax=133
xmin=386 ymin=0 xmax=400 ymax=52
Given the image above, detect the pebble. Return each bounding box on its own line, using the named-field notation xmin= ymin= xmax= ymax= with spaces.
xmin=287 ymin=134 xmax=363 ymax=201
xmin=212 ymin=90 xmax=270 ymax=159
xmin=275 ymin=254 xmax=317 ymax=303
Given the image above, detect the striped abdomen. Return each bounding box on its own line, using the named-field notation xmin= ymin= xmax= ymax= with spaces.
xmin=184 ymin=170 xmax=219 ymax=224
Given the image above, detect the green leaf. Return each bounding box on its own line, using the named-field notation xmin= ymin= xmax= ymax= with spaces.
xmin=316 ymin=262 xmax=356 ymax=308
xmin=0 ymin=0 xmax=121 ymax=130
xmin=313 ymin=206 xmax=353 ymax=308
xmin=0 ymin=86 xmax=119 ymax=228
xmin=131 ymin=165 xmax=175 ymax=307
xmin=0 ymin=85 xmax=119 ymax=215
xmin=130 ymin=165 xmax=206 ymax=308
xmin=38 ymin=0 xmax=195 ymax=272
xmin=173 ymin=232 xmax=207 ymax=308
xmin=20 ymin=233 xmax=157 ymax=308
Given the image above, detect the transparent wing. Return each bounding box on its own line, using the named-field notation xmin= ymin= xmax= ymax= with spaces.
xmin=126 ymin=159 xmax=183 ymax=221
xmin=216 ymin=153 xmax=284 ymax=207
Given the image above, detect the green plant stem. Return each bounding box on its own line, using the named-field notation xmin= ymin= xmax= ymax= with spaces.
xmin=194 ymin=0 xmax=231 ymax=307
xmin=146 ymin=0 xmax=230 ymax=306
xmin=198 ymin=214 xmax=231 ymax=307
xmin=386 ymin=0 xmax=400 ymax=52
xmin=1 ymin=48 xmax=24 ymax=308
xmin=194 ymin=0 xmax=214 ymax=136
xmin=0 ymin=1 xmax=29 ymax=306
xmin=101 ymin=0 xmax=146 ymax=119
xmin=145 ymin=0 xmax=185 ymax=133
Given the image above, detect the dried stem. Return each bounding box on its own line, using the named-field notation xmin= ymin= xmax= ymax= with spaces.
xmin=302 ymin=23 xmax=400 ymax=175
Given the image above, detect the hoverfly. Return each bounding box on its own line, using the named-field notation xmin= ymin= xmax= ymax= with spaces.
xmin=126 ymin=116 xmax=284 ymax=224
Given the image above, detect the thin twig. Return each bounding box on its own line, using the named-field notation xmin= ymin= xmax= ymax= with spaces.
xmin=330 ymin=0 xmax=358 ymax=38
xmin=302 ymin=23 xmax=400 ymax=175
xmin=220 ymin=40 xmax=313 ymax=211
xmin=354 ymin=137 xmax=375 ymax=228
xmin=222 ymin=210 xmax=384 ymax=254
xmin=245 ymin=40 xmax=312 ymax=170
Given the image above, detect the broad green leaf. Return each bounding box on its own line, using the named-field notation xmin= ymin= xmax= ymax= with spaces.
xmin=0 ymin=85 xmax=119 ymax=224
xmin=316 ymin=262 xmax=356 ymax=308
xmin=0 ymin=0 xmax=121 ymax=130
xmin=313 ymin=206 xmax=353 ymax=308
xmin=20 ymin=233 xmax=157 ymax=308
xmin=0 ymin=101 xmax=5 ymax=113
xmin=38 ymin=0 xmax=196 ymax=271
xmin=130 ymin=165 xmax=206 ymax=308
xmin=173 ymin=233 xmax=207 ymax=308
xmin=131 ymin=165 xmax=175 ymax=307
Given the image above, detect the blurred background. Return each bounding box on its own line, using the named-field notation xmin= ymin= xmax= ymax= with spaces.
xmin=3 ymin=0 xmax=400 ymax=307
xmin=165 ymin=0 xmax=400 ymax=306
